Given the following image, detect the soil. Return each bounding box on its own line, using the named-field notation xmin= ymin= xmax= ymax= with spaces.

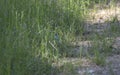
xmin=75 ymin=5 xmax=120 ymax=75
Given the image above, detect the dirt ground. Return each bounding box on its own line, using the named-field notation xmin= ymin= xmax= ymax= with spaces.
xmin=76 ymin=5 xmax=120 ymax=75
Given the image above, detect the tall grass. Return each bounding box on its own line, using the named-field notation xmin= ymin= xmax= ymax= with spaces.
xmin=0 ymin=0 xmax=116 ymax=75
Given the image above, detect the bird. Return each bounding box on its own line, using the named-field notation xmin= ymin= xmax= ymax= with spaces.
xmin=54 ymin=33 xmax=60 ymax=42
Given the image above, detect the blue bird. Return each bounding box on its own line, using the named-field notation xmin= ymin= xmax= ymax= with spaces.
xmin=54 ymin=33 xmax=60 ymax=43
xmin=54 ymin=33 xmax=59 ymax=41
